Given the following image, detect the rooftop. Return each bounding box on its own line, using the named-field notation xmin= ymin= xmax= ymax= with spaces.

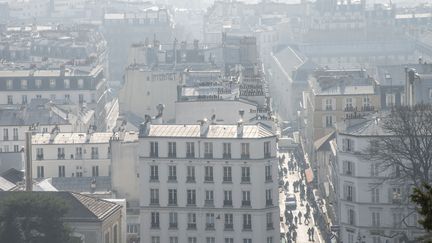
xmin=145 ymin=123 xmax=274 ymax=139
xmin=32 ymin=132 xmax=112 ymax=145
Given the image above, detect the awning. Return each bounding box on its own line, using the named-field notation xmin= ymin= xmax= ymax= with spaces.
xmin=305 ymin=168 xmax=314 ymax=183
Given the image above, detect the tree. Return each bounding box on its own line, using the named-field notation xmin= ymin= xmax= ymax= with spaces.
xmin=0 ymin=193 xmax=76 ymax=243
xmin=411 ymin=183 xmax=432 ymax=242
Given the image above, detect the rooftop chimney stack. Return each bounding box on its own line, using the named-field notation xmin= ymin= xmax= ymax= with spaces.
xmin=139 ymin=115 xmax=152 ymax=137
xmin=200 ymin=118 xmax=209 ymax=137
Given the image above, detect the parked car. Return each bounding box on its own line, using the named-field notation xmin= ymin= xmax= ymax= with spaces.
xmin=285 ymin=193 xmax=297 ymax=209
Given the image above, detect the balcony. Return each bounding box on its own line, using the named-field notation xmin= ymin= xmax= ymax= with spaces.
xmin=150 ymin=223 xmax=159 ymax=229
xmin=267 ymin=223 xmax=274 ymax=230
xmin=223 ymin=200 xmax=233 ymax=207
xmin=169 ymin=223 xmax=177 ymax=229
xmin=223 ymin=177 xmax=232 ymax=183
xmin=150 ymin=152 xmax=158 ymax=158
xmin=204 ymin=153 xmax=213 ymax=159
xmin=187 ymin=223 xmax=197 ymax=230
xmin=242 ymin=201 xmax=251 ymax=207
xmin=13 ymin=136 xmax=18 ymax=141
xmin=344 ymin=106 xmax=356 ymax=112
xmin=243 ymin=224 xmax=252 ymax=231
xmin=362 ymin=105 xmax=375 ymax=112
xmin=224 ymin=224 xmax=233 ymax=231
xmin=91 ymin=153 xmax=99 ymax=159
xmin=265 ymin=176 xmax=273 ymax=183
xmin=205 ymin=224 xmax=215 ymax=230
xmin=75 ymin=154 xmax=83 ymax=160
xmin=186 ymin=153 xmax=195 ymax=158
xmin=168 ymin=176 xmax=177 ymax=182
xmin=241 ymin=177 xmax=250 ymax=183
xmin=204 ymin=200 xmax=214 ymax=207
xmin=168 ymin=200 xmax=177 ymax=206
xmin=186 ymin=176 xmax=195 ymax=183
xmin=204 ymin=176 xmax=213 ymax=182
xmin=223 ymin=153 xmax=231 ymax=159
xmin=3 ymin=136 xmax=8 ymax=141
xmin=150 ymin=176 xmax=159 ymax=182
xmin=150 ymin=199 xmax=159 ymax=205
xmin=241 ymin=154 xmax=250 ymax=159
xmin=187 ymin=200 xmax=196 ymax=207
xmin=57 ymin=154 xmax=65 ymax=160
xmin=36 ymin=154 xmax=44 ymax=160
xmin=266 ymin=200 xmax=273 ymax=206
xmin=168 ymin=152 xmax=176 ymax=158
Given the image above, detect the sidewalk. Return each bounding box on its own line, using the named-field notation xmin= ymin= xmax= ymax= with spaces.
xmin=279 ymin=152 xmax=325 ymax=243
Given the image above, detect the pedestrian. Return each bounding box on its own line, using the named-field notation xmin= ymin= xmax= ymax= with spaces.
xmin=306 ymin=203 xmax=311 ymax=215
xmin=311 ymin=227 xmax=315 ymax=241
xmin=298 ymin=211 xmax=302 ymax=224
xmin=294 ymin=215 xmax=298 ymax=225
xmin=307 ymin=228 xmax=311 ymax=241
xmin=304 ymin=212 xmax=310 ymax=225
xmin=292 ymin=230 xmax=297 ymax=242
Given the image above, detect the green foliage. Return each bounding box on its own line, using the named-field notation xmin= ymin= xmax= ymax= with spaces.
xmin=412 ymin=183 xmax=432 ymax=232
xmin=0 ymin=193 xmax=77 ymax=243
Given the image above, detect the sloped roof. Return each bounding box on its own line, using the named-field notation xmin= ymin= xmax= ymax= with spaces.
xmin=0 ymin=168 xmax=23 ymax=184
xmin=272 ymin=46 xmax=305 ymax=82
xmin=314 ymin=131 xmax=335 ymax=151
xmin=0 ymin=191 xmax=122 ymax=222
xmin=0 ymin=177 xmax=16 ymax=191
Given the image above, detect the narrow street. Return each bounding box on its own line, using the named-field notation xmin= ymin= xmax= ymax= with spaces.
xmin=279 ymin=151 xmax=324 ymax=243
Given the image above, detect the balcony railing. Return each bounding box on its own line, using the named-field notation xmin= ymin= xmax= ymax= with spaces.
xmin=187 ymin=200 xmax=196 ymax=206
xmin=241 ymin=177 xmax=250 ymax=183
xmin=204 ymin=153 xmax=213 ymax=159
xmin=168 ymin=176 xmax=177 ymax=181
xmin=187 ymin=223 xmax=196 ymax=230
xmin=223 ymin=200 xmax=233 ymax=207
xmin=204 ymin=200 xmax=214 ymax=207
xmin=150 ymin=152 xmax=158 ymax=158
xmin=223 ymin=177 xmax=232 ymax=183
xmin=224 ymin=224 xmax=233 ymax=231
xmin=168 ymin=200 xmax=177 ymax=206
xmin=205 ymin=224 xmax=215 ymax=230
xmin=223 ymin=153 xmax=231 ymax=159
xmin=57 ymin=154 xmax=65 ymax=160
xmin=150 ymin=176 xmax=159 ymax=181
xmin=267 ymin=223 xmax=274 ymax=230
xmin=204 ymin=176 xmax=213 ymax=182
xmin=243 ymin=224 xmax=252 ymax=231
xmin=150 ymin=223 xmax=159 ymax=229
xmin=241 ymin=154 xmax=250 ymax=159
xmin=186 ymin=153 xmax=195 ymax=158
xmin=242 ymin=200 xmax=251 ymax=207
xmin=150 ymin=199 xmax=159 ymax=205
xmin=91 ymin=153 xmax=99 ymax=159
xmin=265 ymin=176 xmax=273 ymax=182
xmin=168 ymin=152 xmax=176 ymax=158
xmin=36 ymin=154 xmax=44 ymax=160
xmin=169 ymin=223 xmax=177 ymax=229
xmin=266 ymin=200 xmax=273 ymax=206
xmin=186 ymin=176 xmax=195 ymax=183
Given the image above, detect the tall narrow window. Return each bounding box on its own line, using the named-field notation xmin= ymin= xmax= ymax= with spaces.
xmin=58 ymin=166 xmax=65 ymax=177
xmin=265 ymin=165 xmax=272 ymax=182
xmin=187 ymin=166 xmax=195 ymax=182
xmin=13 ymin=128 xmax=18 ymax=141
xmin=150 ymin=142 xmax=158 ymax=157
xmin=186 ymin=142 xmax=195 ymax=158
xmin=187 ymin=189 xmax=196 ymax=206
xmin=168 ymin=165 xmax=177 ymax=181
xmin=169 ymin=212 xmax=178 ymax=229
xmin=168 ymin=189 xmax=177 ymax=205
xmin=150 ymin=165 xmax=158 ymax=181
xmin=150 ymin=189 xmax=159 ymax=205
xmin=243 ymin=214 xmax=252 ymax=230
xmin=205 ymin=166 xmax=213 ymax=182
xmin=204 ymin=142 xmax=213 ymax=158
xmin=223 ymin=166 xmax=232 ymax=182
xmin=241 ymin=167 xmax=250 ymax=183
xmin=223 ymin=143 xmax=231 ymax=159
xmin=241 ymin=143 xmax=250 ymax=159
xmin=168 ymin=142 xmax=177 ymax=158
xmin=92 ymin=166 xmax=99 ymax=177
xmin=37 ymin=166 xmax=44 ymax=178
xmin=151 ymin=212 xmax=159 ymax=228
xmin=264 ymin=141 xmax=271 ymax=158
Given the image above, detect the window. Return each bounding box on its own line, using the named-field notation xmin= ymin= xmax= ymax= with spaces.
xmin=168 ymin=165 xmax=176 ymax=181
xmin=169 ymin=237 xmax=178 ymax=243
xmin=243 ymin=214 xmax=252 ymax=230
xmin=49 ymin=79 xmax=56 ymax=88
xmin=371 ymin=187 xmax=380 ymax=203
xmin=3 ymin=128 xmax=8 ymax=141
xmin=372 ymin=211 xmax=380 ymax=226
xmin=169 ymin=212 xmax=178 ymax=229
xmin=22 ymin=95 xmax=27 ymax=104
xmin=394 ymin=165 xmax=401 ymax=177
xmin=78 ymin=79 xmax=84 ymax=88
xmin=206 ymin=213 xmax=215 ymax=230
xmin=204 ymin=142 xmax=213 ymax=158
xmin=57 ymin=147 xmax=65 ymax=159
xmin=7 ymin=95 xmax=12 ymax=104
xmin=371 ymin=163 xmax=379 ymax=177
xmin=343 ymin=160 xmax=354 ymax=175
xmin=127 ymin=224 xmax=139 ymax=233
xmin=223 ymin=166 xmax=232 ymax=182
xmin=266 ymin=212 xmax=273 ymax=229
xmin=21 ymin=79 xmax=27 ymax=89
xmin=188 ymin=237 xmax=197 ymax=243
xmin=187 ymin=189 xmax=196 ymax=206
xmin=113 ymin=225 xmax=118 ymax=243
xmin=151 ymin=212 xmax=159 ymax=228
xmin=242 ymin=191 xmax=251 ymax=207
xmin=241 ymin=143 xmax=250 ymax=159
xmin=205 ymin=190 xmax=214 ymax=206
xmin=168 ymin=189 xmax=177 ymax=205
xmin=206 ymin=237 xmax=215 ymax=243
xmin=393 ymin=212 xmax=403 ymax=228
xmin=386 ymin=93 xmax=395 ymax=107
xmin=265 ymin=165 xmax=272 ymax=181
xmin=345 ymin=97 xmax=353 ymax=109
xmin=344 ymin=184 xmax=354 ymax=201
xmin=363 ymin=96 xmax=370 ymax=107
xmin=91 ymin=147 xmax=98 ymax=159
xmin=37 ymin=166 xmax=44 ymax=178
xmin=224 ymin=214 xmax=233 ymax=230
xmin=187 ymin=166 xmax=195 ymax=182
xmin=400 ymin=93 xmax=405 ymax=105
xmin=241 ymin=167 xmax=250 ymax=183
xmin=267 ymin=237 xmax=273 ymax=243
xmin=13 ymin=128 xmax=18 ymax=140
xmin=342 ymin=138 xmax=354 ymax=152
xmin=150 ymin=142 xmax=158 ymax=157
xmin=36 ymin=94 xmax=42 ymax=99
xmin=13 ymin=145 xmax=19 ymax=152
xmin=225 ymin=238 xmax=234 ymax=243
xmin=264 ymin=141 xmax=271 ymax=158
xmin=36 ymin=148 xmax=44 ymax=160
xmin=150 ymin=189 xmax=159 ymax=205
xmin=223 ymin=142 xmax=231 ymax=158
xmin=58 ymin=166 xmax=65 ymax=177
xmin=168 ymin=142 xmax=176 ymax=158
xmin=150 ymin=165 xmax=158 ymax=180
xmin=186 ymin=142 xmax=195 ymax=158
xmin=64 ymin=79 xmax=70 ymax=89
xmin=372 ymin=236 xmax=382 ymax=243
xmin=325 ymin=115 xmax=333 ymax=128
xmin=348 ymin=208 xmax=355 ymax=225
xmin=79 ymin=94 xmax=84 ymax=103
xmin=6 ymin=80 xmax=12 ymax=89
xmin=35 ymin=79 xmax=42 ymax=88
xmin=151 ymin=236 xmax=160 ymax=243
xmin=204 ymin=166 xmax=213 ymax=182
xmin=391 ymin=187 xmax=402 ymax=203
xmin=75 ymin=147 xmax=83 ymax=159
xmin=266 ymin=189 xmax=273 ymax=206
xmin=325 ymin=98 xmax=333 ymax=110
xmin=224 ymin=190 xmax=232 ymax=206
xmin=3 ymin=145 xmax=8 ymax=152
xmin=89 ymin=166 xmax=98 ymax=177
xmin=76 ymin=166 xmax=83 ymax=177
xmin=187 ymin=213 xmax=196 ymax=229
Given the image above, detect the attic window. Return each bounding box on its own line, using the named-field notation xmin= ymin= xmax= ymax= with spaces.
xmin=385 ymin=74 xmax=391 ymax=79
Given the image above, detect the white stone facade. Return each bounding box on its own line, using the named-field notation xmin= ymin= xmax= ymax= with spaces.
xmin=138 ymin=123 xmax=280 ymax=243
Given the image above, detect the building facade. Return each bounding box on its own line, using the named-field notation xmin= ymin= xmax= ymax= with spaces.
xmin=138 ymin=120 xmax=279 ymax=243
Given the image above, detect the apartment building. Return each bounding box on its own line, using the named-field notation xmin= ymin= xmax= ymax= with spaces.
xmin=31 ymin=131 xmax=112 ymax=179
xmin=332 ymin=117 xmax=424 ymax=243
xmin=138 ymin=118 xmax=279 ymax=243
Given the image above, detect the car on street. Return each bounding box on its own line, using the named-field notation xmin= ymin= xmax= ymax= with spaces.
xmin=285 ymin=193 xmax=297 ymax=209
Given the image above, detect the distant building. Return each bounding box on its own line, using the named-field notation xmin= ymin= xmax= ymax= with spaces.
xmin=138 ymin=119 xmax=279 ymax=243
xmin=0 ymin=191 xmax=125 ymax=243
xmin=31 ymin=132 xmax=112 ymax=180
xmin=7 ymin=0 xmax=50 ymax=19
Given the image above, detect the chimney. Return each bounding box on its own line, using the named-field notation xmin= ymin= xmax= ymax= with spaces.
xmin=200 ymin=118 xmax=209 ymax=137
xmin=50 ymin=125 xmax=60 ymax=142
xmin=210 ymin=114 xmax=216 ymax=124
xmin=139 ymin=115 xmax=152 ymax=137
xmin=154 ymin=104 xmax=165 ymax=124
xmin=237 ymin=110 xmax=244 ymax=138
